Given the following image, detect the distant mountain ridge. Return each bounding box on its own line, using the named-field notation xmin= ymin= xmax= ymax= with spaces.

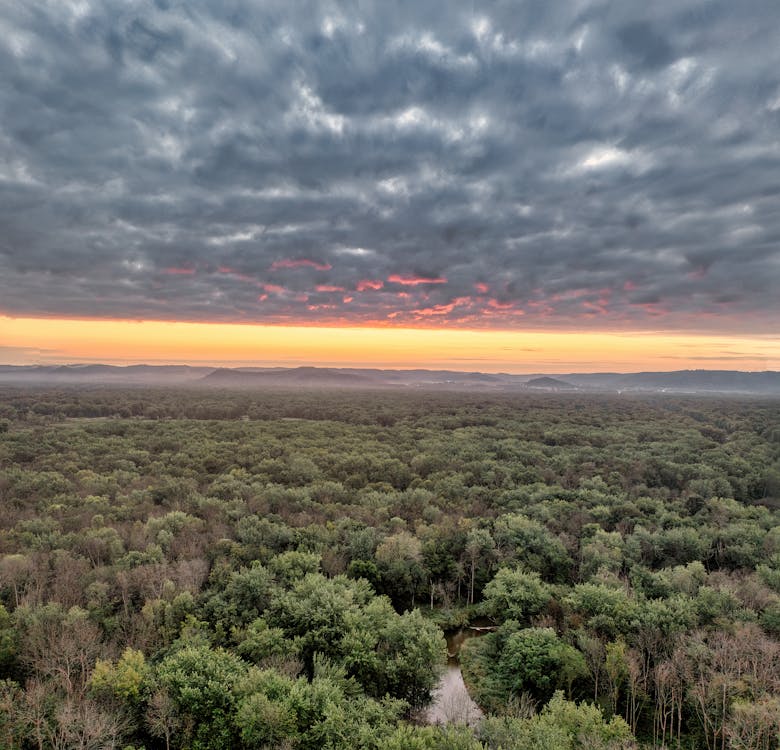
xmin=523 ymin=376 xmax=576 ymax=390
xmin=561 ymin=370 xmax=780 ymax=393
xmin=0 ymin=364 xmax=778 ymax=394
xmin=0 ymin=364 xmax=213 ymax=383
xmin=201 ymin=367 xmax=383 ymax=388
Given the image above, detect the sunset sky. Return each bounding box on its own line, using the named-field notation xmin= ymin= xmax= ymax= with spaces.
xmin=1 ymin=1 xmax=778 ymax=371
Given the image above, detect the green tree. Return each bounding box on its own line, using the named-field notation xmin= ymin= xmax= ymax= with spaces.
xmin=90 ymin=648 xmax=151 ymax=706
xmin=376 ymin=532 xmax=427 ymax=608
xmin=0 ymin=605 xmax=18 ymax=679
xmin=157 ymin=645 xmax=247 ymax=749
xmin=481 ymin=568 xmax=551 ymax=624
xmin=369 ymin=607 xmax=445 ymax=708
xmin=498 ymin=627 xmax=583 ymax=702
xmin=463 ymin=528 xmax=496 ymax=605
xmin=235 ymin=691 xmax=297 ymax=748
xmin=604 ymin=640 xmax=628 ymax=717
xmin=564 ymin=584 xmax=639 ymax=639
xmin=492 ymin=514 xmax=572 ymax=583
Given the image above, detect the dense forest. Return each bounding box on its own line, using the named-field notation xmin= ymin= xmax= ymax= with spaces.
xmin=0 ymin=387 xmax=779 ymax=749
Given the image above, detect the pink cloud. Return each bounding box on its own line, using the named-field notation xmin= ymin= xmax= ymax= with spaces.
xmin=551 ymin=288 xmax=592 ymax=302
xmin=413 ymin=304 xmax=456 ymax=316
xmin=412 ymin=297 xmax=473 ymax=317
xmin=525 ymin=299 xmax=554 ymax=316
xmin=163 ymin=267 xmax=196 ymax=275
xmin=342 ymin=296 xmax=354 ymax=303
xmin=270 ymin=258 xmax=332 ymax=271
xmin=316 ymin=284 xmax=345 ymax=292
xmin=474 ymin=282 xmax=489 ymax=294
xmin=357 ymin=279 xmax=384 ymax=291
xmin=388 ymin=274 xmax=447 ymax=286
xmin=262 ymin=283 xmax=285 ymax=294
xmin=487 ymin=298 xmax=514 ymax=310
xmin=218 ymin=266 xmax=257 ymax=284
xmin=636 ymin=302 xmax=669 ymax=316
xmin=582 ymin=301 xmax=608 ymax=314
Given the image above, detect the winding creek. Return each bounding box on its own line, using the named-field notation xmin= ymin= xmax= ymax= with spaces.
xmin=426 ymin=625 xmax=493 ymax=726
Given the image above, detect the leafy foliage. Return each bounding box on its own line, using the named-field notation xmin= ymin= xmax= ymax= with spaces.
xmin=0 ymin=387 xmax=778 ymax=747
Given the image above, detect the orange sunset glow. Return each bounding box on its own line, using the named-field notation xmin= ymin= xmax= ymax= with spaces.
xmin=1 ymin=0 xmax=779 ymax=378
xmin=2 ymin=316 xmax=778 ymax=372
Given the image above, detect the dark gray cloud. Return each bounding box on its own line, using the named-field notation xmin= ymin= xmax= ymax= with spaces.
xmin=1 ymin=0 xmax=779 ymax=332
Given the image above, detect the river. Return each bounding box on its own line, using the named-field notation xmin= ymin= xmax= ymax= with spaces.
xmin=425 ymin=625 xmax=491 ymax=726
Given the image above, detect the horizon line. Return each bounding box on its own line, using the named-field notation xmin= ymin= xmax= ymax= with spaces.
xmin=1 ymin=361 xmax=778 ymax=377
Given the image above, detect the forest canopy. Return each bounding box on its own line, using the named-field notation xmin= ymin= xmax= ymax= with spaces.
xmin=0 ymin=386 xmax=778 ymax=749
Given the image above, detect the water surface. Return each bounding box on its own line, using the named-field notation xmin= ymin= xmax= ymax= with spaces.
xmin=426 ymin=626 xmax=491 ymax=726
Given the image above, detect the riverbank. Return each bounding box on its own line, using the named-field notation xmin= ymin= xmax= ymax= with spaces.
xmin=426 ymin=624 xmax=494 ymax=726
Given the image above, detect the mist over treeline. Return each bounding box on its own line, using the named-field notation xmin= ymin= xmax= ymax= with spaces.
xmin=1 ymin=364 xmax=780 ymax=395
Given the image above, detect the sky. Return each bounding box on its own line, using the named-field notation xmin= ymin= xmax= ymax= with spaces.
xmin=1 ymin=1 xmax=779 ymax=371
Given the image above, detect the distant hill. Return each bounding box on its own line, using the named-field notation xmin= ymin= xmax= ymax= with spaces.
xmin=337 ymin=368 xmax=504 ymax=386
xmin=555 ymin=370 xmax=780 ymax=394
xmin=616 ymin=370 xmax=780 ymax=393
xmin=0 ymin=364 xmax=213 ymax=384
xmin=0 ymin=364 xmax=778 ymax=394
xmin=524 ymin=376 xmax=576 ymax=390
xmin=200 ymin=366 xmax=383 ymax=388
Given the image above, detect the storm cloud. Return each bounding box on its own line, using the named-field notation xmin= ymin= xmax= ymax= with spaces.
xmin=1 ymin=0 xmax=779 ymax=332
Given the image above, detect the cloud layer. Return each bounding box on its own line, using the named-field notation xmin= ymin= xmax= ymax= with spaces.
xmin=1 ymin=0 xmax=779 ymax=332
